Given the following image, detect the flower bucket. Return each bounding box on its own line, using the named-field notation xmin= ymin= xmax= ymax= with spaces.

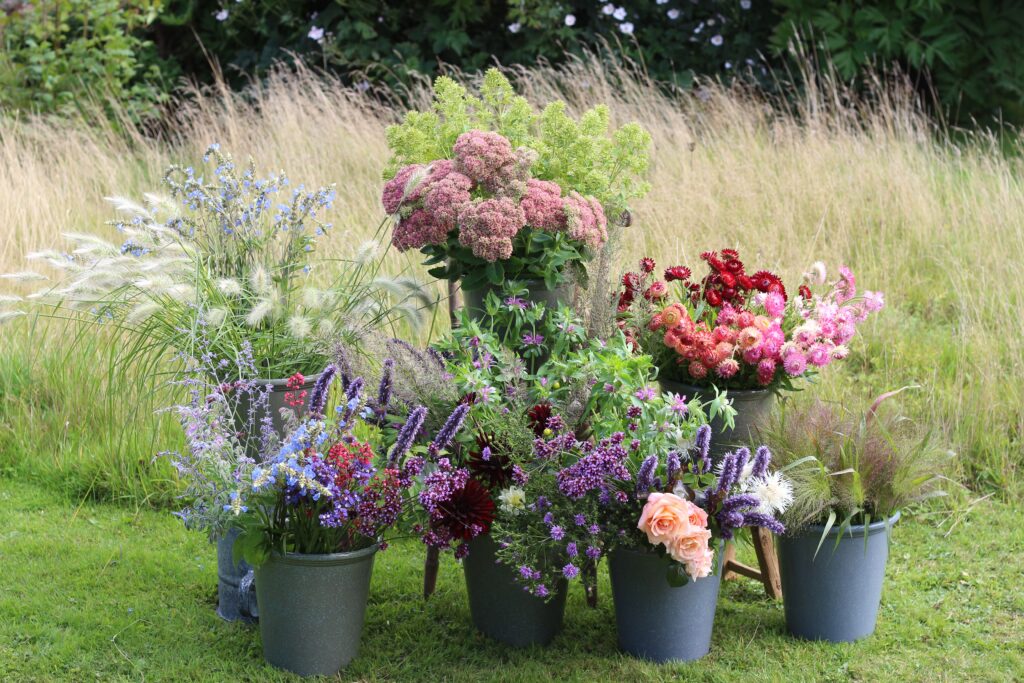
xmin=462 ymin=534 xmax=567 ymax=647
xmin=215 ymin=527 xmax=257 ymax=623
xmin=657 ymin=378 xmax=774 ymax=462
xmin=462 ymin=281 xmax=573 ymax=323
xmin=254 ymin=544 xmax=377 ymax=677
xmin=231 ymin=372 xmax=320 ymax=459
xmin=778 ymin=513 xmax=899 ymax=643
xmin=609 ymin=547 xmax=723 ymax=662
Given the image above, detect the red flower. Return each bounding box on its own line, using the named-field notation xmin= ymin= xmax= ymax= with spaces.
xmin=644 ymin=281 xmax=668 ymax=300
xmin=468 ymin=432 xmax=513 ymax=489
xmin=751 ymin=270 xmax=788 ymax=300
xmin=438 ymin=478 xmax=496 ymax=541
xmin=527 ymin=403 xmax=553 ymax=436
xmin=325 ymin=441 xmax=374 ymax=488
xmin=639 ymin=257 xmax=656 ymax=273
xmin=622 ymin=272 xmax=642 ymax=293
xmin=798 ymin=284 xmax=812 ymax=300
xmin=664 ymin=266 xmax=691 ymax=282
xmin=705 ymin=289 xmax=723 ymax=307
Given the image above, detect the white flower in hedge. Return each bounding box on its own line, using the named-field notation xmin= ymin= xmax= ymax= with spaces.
xmin=308 ymin=26 xmax=324 ymax=42
xmin=750 ymin=472 xmax=794 ymax=515
xmin=498 ymin=487 xmax=527 ymax=515
xmin=619 ymin=21 xmax=634 ymax=35
xmin=215 ymin=8 xmax=228 ymax=21
xmin=564 ymin=14 xmax=576 ymax=27
xmin=613 ymin=6 xmax=627 ymax=20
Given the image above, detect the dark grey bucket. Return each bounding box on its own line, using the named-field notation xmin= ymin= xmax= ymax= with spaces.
xmin=462 ymin=534 xmax=568 ymax=647
xmin=232 ymin=372 xmax=320 ymax=459
xmin=215 ymin=527 xmax=257 ymax=623
xmin=609 ymin=547 xmax=723 ymax=663
xmin=254 ymin=544 xmax=377 ymax=676
xmin=462 ymin=281 xmax=573 ymax=322
xmin=778 ymin=512 xmax=899 ymax=642
xmin=657 ymin=378 xmax=775 ymax=461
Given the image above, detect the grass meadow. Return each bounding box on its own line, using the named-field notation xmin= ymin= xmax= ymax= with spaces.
xmin=1 ymin=59 xmax=1022 ymax=681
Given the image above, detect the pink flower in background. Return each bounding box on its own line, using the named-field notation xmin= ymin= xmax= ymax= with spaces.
xmin=806 ymin=342 xmax=831 ymax=367
xmin=458 ymin=197 xmax=525 ymax=261
xmin=521 ymin=179 xmax=567 ymax=231
xmin=835 ymin=265 xmax=856 ymax=303
xmin=863 ymin=290 xmax=885 ymax=312
xmin=716 ymin=358 xmax=740 ymax=378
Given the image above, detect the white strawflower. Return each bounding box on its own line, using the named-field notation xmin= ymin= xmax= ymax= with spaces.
xmin=498 ymin=487 xmax=527 ymax=515
xmin=750 ymin=472 xmax=794 ymax=515
xmin=216 ymin=278 xmax=243 ymax=296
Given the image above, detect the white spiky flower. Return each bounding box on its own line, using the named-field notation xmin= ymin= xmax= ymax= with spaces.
xmin=1 ymin=271 xmax=47 ymax=282
xmin=287 ymin=315 xmax=312 ymax=339
xmin=126 ymin=301 xmax=160 ymax=324
xmin=749 ymin=471 xmax=794 ymax=515
xmin=204 ymin=307 xmax=228 ymax=327
xmin=0 ymin=311 xmax=26 ymax=323
xmin=317 ymin=318 xmax=335 ymax=336
xmin=249 ymin=266 xmax=272 ymax=294
xmin=216 ymin=278 xmax=243 ymax=296
xmin=803 ymin=261 xmax=827 ymax=286
xmin=246 ymin=299 xmax=274 ymax=327
xmin=301 ymin=287 xmax=323 ymax=309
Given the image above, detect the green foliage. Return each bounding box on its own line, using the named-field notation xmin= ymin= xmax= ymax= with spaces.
xmin=772 ymin=0 xmax=1024 ymax=124
xmin=0 ymin=0 xmax=174 ymax=121
xmin=386 ymin=68 xmax=652 ymax=215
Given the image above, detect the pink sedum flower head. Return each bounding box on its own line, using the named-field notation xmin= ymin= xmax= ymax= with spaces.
xmin=457 ymin=197 xmax=526 ymax=262
xmin=453 ymin=130 xmax=532 ymax=197
xmin=563 ymin=191 xmax=608 ymax=249
xmin=382 ymin=164 xmax=424 ymax=214
xmin=392 ymin=208 xmax=451 ymax=252
xmin=423 ymin=172 xmax=473 ymax=229
xmin=521 ymin=179 xmax=567 ymax=231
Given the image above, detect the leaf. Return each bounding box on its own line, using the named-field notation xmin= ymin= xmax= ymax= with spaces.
xmin=813 ymin=509 xmax=837 ymax=561
xmin=665 ymin=562 xmax=690 ymax=587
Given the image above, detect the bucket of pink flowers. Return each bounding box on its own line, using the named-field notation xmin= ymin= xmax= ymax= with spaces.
xmin=617 ymin=250 xmax=884 ymax=458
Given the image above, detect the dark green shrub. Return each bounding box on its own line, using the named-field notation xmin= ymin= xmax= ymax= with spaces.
xmin=772 ymin=0 xmax=1024 ymax=124
xmin=0 ymin=0 xmax=176 ymax=121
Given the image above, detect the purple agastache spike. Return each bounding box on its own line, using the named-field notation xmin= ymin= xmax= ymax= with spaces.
xmin=635 ymin=455 xmax=657 ymax=494
xmin=720 ymin=493 xmax=760 ymax=513
xmin=375 ymin=358 xmax=394 ymax=418
xmin=388 ymin=405 xmax=427 ymax=467
xmin=714 ymin=451 xmax=737 ymax=496
xmin=308 ymin=364 xmax=338 ymax=418
xmin=429 ymin=402 xmax=470 ymax=458
xmin=751 ymin=445 xmax=772 ymax=478
xmin=732 ymin=446 xmax=751 ymax=482
xmin=345 ymin=376 xmax=364 ymax=402
xmin=666 ymin=450 xmax=681 ymax=480
xmin=693 ymin=424 xmax=712 ymax=472
xmin=740 ymin=512 xmax=785 ymax=535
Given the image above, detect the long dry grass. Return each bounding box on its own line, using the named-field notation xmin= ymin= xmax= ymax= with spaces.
xmin=1 ymin=58 xmax=1020 ymax=502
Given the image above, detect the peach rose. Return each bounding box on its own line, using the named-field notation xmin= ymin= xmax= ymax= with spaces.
xmin=637 ymin=492 xmax=692 ymax=546
xmin=669 ymin=525 xmax=714 ymax=580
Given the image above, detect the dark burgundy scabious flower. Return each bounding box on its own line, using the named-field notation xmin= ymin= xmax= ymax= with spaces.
xmin=664 ymin=265 xmax=691 ymax=282
xmin=438 ymin=478 xmax=495 ymax=541
xmin=467 ymin=432 xmax=513 ymax=489
xmin=527 ymin=402 xmax=553 ymax=436
xmin=639 ymin=257 xmax=656 ymax=273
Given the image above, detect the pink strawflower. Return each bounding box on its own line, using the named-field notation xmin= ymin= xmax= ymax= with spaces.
xmin=863 ymin=290 xmax=885 ymax=312
xmin=521 ymin=179 xmax=567 ymax=231
xmin=742 ymin=347 xmax=762 ymax=364
xmin=835 ymin=265 xmax=856 ymax=303
xmin=564 ymin=191 xmax=608 ymax=249
xmin=756 ymin=358 xmax=776 ymax=385
xmin=382 ymin=164 xmax=424 ymax=214
xmin=392 ymin=208 xmax=451 ymax=251
xmin=764 ymin=291 xmax=786 ymax=317
xmin=782 ymin=349 xmax=808 ymax=376
xmin=717 ymin=304 xmax=738 ymax=326
xmin=806 ymin=342 xmax=831 ymax=367
xmin=830 ymin=344 xmax=850 ymax=360
xmin=716 ymin=358 xmax=740 ymax=378
xmin=457 ymin=197 xmax=526 ymax=262
xmin=737 ymin=326 xmax=763 ymax=350
xmin=687 ymin=360 xmax=708 ymax=380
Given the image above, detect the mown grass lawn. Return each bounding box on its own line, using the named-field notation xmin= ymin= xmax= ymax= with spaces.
xmin=1 ymin=481 xmax=1020 ymax=682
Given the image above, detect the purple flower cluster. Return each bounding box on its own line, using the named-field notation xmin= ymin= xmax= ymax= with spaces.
xmin=556 ymin=433 xmax=631 ymax=499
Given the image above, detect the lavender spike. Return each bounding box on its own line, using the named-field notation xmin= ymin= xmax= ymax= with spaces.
xmin=308 ymin=364 xmax=338 ymax=418
xmin=388 ymin=405 xmax=427 ymax=467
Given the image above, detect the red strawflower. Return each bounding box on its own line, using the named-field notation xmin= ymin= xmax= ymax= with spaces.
xmin=644 ymin=281 xmax=668 ymax=300
xmin=751 ymin=270 xmax=788 ymax=300
xmin=664 ymin=266 xmax=691 ymax=282
xmin=639 ymin=257 xmax=656 ymax=273
xmin=622 ymin=272 xmax=642 ymax=293
xmin=438 ymin=478 xmax=496 ymax=541
xmin=798 ymin=284 xmax=812 ymax=300
xmin=705 ymin=289 xmax=723 ymax=307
